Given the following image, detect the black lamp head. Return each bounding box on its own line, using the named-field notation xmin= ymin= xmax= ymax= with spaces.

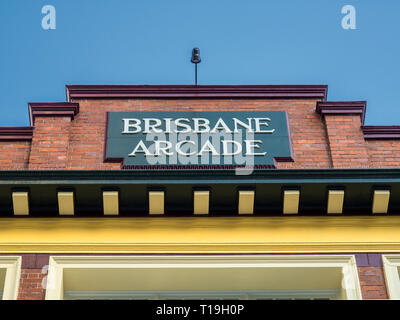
xmin=191 ymin=48 xmax=201 ymax=63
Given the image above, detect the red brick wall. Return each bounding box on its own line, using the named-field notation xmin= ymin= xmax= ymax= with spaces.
xmin=28 ymin=116 xmax=71 ymax=169
xmin=358 ymin=267 xmax=388 ymax=299
xmin=66 ymin=98 xmax=332 ymax=169
xmin=366 ymin=140 xmax=400 ymax=168
xmin=324 ymin=115 xmax=370 ymax=168
xmin=17 ymin=254 xmax=49 ymax=300
xmin=18 ymin=269 xmax=46 ymax=300
xmin=0 ymin=141 xmax=30 ymax=169
xmin=0 ymin=98 xmax=399 ymax=170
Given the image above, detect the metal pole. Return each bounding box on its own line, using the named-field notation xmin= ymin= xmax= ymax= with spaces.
xmin=195 ymin=64 xmax=198 ymax=86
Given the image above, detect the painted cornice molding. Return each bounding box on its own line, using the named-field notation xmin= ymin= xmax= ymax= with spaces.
xmin=316 ymin=101 xmax=366 ymax=124
xmin=0 ymin=127 xmax=33 ymax=141
xmin=28 ymin=102 xmax=80 ymax=125
xmin=362 ymin=126 xmax=400 ymax=139
xmin=66 ymin=84 xmax=328 ymax=100
xmin=1 ymin=217 xmax=400 ymax=255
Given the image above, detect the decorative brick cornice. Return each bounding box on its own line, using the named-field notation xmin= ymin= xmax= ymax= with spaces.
xmin=362 ymin=126 xmax=400 ymax=139
xmin=28 ymin=102 xmax=80 ymax=125
xmin=0 ymin=127 xmax=33 ymax=141
xmin=66 ymin=85 xmax=328 ymax=101
xmin=316 ymin=101 xmax=366 ymax=124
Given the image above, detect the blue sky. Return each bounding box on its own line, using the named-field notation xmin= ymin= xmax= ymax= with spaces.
xmin=0 ymin=0 xmax=399 ymax=126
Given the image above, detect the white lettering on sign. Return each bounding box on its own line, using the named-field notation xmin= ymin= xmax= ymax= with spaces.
xmin=222 ymin=140 xmax=242 ymax=156
xmin=122 ymin=118 xmax=275 ymax=134
xmin=176 ymin=140 xmax=197 ymax=156
xmin=233 ymin=118 xmax=253 ymax=133
xmin=254 ymin=118 xmax=274 ymax=133
xmin=123 ymin=117 xmax=275 ymax=159
xmin=245 ymin=140 xmax=266 ymax=156
xmin=128 ymin=139 xmax=267 ymax=157
xmin=210 ymin=118 xmax=232 ymax=133
xmin=192 ymin=118 xmax=210 ymax=133
xmin=128 ymin=140 xmax=152 ymax=156
xmin=122 ymin=118 xmax=141 ymax=134
xmin=106 ymin=111 xmax=294 ymax=174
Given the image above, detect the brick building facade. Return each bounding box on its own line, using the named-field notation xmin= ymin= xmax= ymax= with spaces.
xmin=0 ymin=85 xmax=399 ymax=300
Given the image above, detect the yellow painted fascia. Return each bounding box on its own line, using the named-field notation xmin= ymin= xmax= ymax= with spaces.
xmin=1 ymin=217 xmax=400 ymax=253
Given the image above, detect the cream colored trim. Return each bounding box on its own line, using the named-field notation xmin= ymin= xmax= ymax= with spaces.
xmin=193 ymin=191 xmax=210 ymax=215
xmin=283 ymin=190 xmax=299 ymax=215
xmin=12 ymin=192 xmax=29 ymax=216
xmin=45 ymin=257 xmax=64 ymax=300
xmin=149 ymin=191 xmax=164 ymax=215
xmin=45 ymin=254 xmax=361 ymax=300
xmin=382 ymin=255 xmax=400 ymax=299
xmin=238 ymin=191 xmax=254 ymax=215
xmin=372 ymin=190 xmax=390 ymax=214
xmin=327 ymin=190 xmax=344 ymax=214
xmin=103 ymin=191 xmax=119 ymax=216
xmin=58 ymin=192 xmax=74 ymax=216
xmin=0 ymin=256 xmax=21 ymax=300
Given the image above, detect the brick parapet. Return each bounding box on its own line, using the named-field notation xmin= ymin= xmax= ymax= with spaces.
xmin=67 ymin=98 xmax=333 ymax=169
xmin=0 ymin=93 xmax=399 ymax=170
xmin=324 ymin=114 xmax=370 ymax=168
xmin=28 ymin=116 xmax=72 ymax=169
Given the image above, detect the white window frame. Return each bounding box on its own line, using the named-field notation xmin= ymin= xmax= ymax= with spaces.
xmin=45 ymin=255 xmax=362 ymax=300
xmin=382 ymin=254 xmax=400 ymax=299
xmin=0 ymin=256 xmax=21 ymax=300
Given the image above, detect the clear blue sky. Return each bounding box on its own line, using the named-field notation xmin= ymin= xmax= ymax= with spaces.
xmin=0 ymin=0 xmax=399 ymax=126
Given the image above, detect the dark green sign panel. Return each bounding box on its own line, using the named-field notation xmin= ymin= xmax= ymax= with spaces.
xmin=105 ymin=111 xmax=293 ymax=169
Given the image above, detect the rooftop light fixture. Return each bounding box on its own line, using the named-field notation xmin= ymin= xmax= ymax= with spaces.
xmin=191 ymin=47 xmax=201 ymax=86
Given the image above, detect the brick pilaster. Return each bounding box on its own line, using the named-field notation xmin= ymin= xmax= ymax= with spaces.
xmin=317 ymin=101 xmax=370 ymax=168
xmin=18 ymin=269 xmax=47 ymax=300
xmin=324 ymin=115 xmax=370 ymax=168
xmin=17 ymin=254 xmax=49 ymax=300
xmin=358 ymin=267 xmax=388 ymax=299
xmin=355 ymin=253 xmax=388 ymax=299
xmin=27 ymin=103 xmax=79 ymax=169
